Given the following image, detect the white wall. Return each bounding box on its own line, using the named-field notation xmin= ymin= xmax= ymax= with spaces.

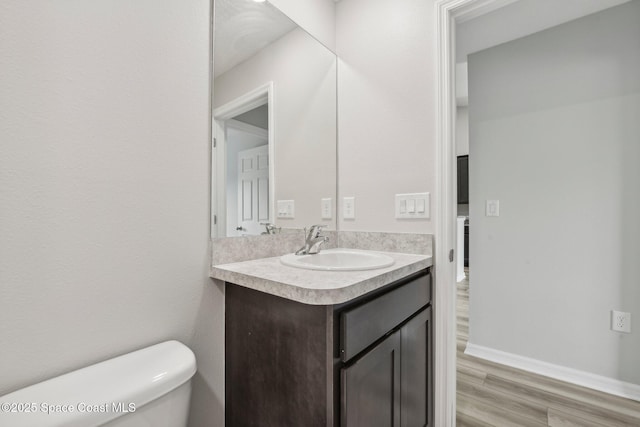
xmin=456 ymin=107 xmax=469 ymax=156
xmin=468 ymin=1 xmax=640 ymax=384
xmin=336 ymin=0 xmax=436 ymax=233
xmin=269 ymin=0 xmax=336 ymax=51
xmin=0 ymin=1 xmax=224 ymax=426
xmin=214 ymin=28 xmax=337 ymax=230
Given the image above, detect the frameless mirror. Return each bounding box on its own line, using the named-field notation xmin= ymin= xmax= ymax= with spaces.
xmin=212 ymin=0 xmax=337 ymax=238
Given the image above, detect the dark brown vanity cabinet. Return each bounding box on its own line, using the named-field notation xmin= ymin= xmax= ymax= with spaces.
xmin=225 ymin=269 xmax=432 ymax=427
xmin=341 ymin=285 xmax=432 ymax=427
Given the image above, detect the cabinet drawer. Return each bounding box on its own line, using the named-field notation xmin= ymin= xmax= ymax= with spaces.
xmin=340 ymin=273 xmax=431 ymax=362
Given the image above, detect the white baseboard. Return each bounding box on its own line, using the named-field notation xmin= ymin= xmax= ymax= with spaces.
xmin=464 ymin=343 xmax=640 ymax=402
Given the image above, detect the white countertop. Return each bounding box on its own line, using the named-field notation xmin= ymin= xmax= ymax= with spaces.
xmin=210 ymin=250 xmax=432 ymax=305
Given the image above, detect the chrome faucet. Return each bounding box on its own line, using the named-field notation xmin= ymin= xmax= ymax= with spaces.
xmin=295 ymin=225 xmax=329 ymax=255
xmin=260 ymin=222 xmax=281 ymax=235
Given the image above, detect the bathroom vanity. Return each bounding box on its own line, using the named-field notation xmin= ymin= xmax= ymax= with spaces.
xmin=212 ymin=250 xmax=432 ymax=427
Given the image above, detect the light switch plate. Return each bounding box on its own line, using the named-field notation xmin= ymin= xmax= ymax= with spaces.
xmin=343 ymin=197 xmax=355 ymax=219
xmin=321 ymin=198 xmax=332 ymax=220
xmin=395 ymin=193 xmax=430 ymax=219
xmin=486 ymin=200 xmax=500 ymax=217
xmin=277 ymin=200 xmax=295 ymax=218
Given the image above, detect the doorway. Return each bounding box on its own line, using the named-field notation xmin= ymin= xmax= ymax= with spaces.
xmin=436 ymin=0 xmax=638 ymax=425
xmin=211 ymin=83 xmax=274 ymax=238
xmin=225 ymin=116 xmax=269 ymax=236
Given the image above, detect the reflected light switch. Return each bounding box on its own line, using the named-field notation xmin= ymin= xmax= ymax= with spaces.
xmin=277 ymin=200 xmax=295 ymax=218
xmin=343 ymin=197 xmax=355 ymax=219
xmin=321 ymin=198 xmax=332 ymax=220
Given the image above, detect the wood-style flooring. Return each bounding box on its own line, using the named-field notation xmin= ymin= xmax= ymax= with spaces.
xmin=456 ymin=270 xmax=640 ymax=426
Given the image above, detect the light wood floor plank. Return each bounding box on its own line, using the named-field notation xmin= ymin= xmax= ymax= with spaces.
xmin=547 ymin=407 xmax=611 ymax=427
xmin=458 ymin=380 xmax=548 ymax=424
xmin=458 ymin=363 xmax=487 ymax=384
xmin=457 ymin=411 xmax=496 ymax=427
xmin=483 ymin=375 xmax=640 ymax=427
xmin=457 ymin=393 xmax=548 ymax=427
xmin=547 ymin=406 xmax=634 ymax=427
xmin=463 ymin=358 xmax=640 ymax=423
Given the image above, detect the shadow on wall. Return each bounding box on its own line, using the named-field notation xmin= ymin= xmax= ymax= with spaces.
xmin=187 ymin=278 xmax=226 ymax=427
xmin=618 ymin=82 xmax=640 ymax=383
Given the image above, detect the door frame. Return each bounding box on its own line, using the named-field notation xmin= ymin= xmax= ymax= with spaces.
xmin=433 ymin=0 xmax=517 ymax=425
xmin=211 ymin=82 xmax=275 ymax=238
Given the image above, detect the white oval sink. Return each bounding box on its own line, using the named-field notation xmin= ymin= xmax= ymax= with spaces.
xmin=280 ymin=248 xmax=395 ymax=271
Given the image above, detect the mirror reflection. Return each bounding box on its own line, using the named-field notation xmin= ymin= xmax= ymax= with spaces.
xmin=212 ymin=0 xmax=337 ymax=238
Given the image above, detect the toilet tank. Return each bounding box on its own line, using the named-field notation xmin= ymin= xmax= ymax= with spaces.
xmin=0 ymin=340 xmax=197 ymax=427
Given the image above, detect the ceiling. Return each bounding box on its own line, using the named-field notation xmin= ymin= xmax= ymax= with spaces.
xmin=456 ymin=0 xmax=633 ymax=63
xmin=455 ymin=0 xmax=633 ymax=105
xmin=214 ymin=0 xmax=297 ymax=77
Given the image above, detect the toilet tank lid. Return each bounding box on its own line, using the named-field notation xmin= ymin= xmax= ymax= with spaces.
xmin=0 ymin=340 xmax=196 ymax=427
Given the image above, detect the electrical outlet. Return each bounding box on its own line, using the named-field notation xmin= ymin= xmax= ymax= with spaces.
xmin=611 ymin=310 xmax=631 ymax=333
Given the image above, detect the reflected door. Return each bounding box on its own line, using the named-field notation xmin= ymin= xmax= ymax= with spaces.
xmin=237 ymin=145 xmax=269 ymax=236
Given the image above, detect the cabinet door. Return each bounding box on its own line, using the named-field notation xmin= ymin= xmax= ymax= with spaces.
xmin=342 ymin=331 xmax=401 ymax=427
xmin=401 ymin=307 xmax=432 ymax=427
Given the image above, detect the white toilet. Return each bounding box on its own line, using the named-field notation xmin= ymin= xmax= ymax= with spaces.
xmin=0 ymin=340 xmax=196 ymax=427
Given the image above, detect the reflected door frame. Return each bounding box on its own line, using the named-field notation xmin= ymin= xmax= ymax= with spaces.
xmin=211 ymin=82 xmax=275 ymax=238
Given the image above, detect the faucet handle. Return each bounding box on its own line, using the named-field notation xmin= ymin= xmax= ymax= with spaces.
xmin=307 ymin=224 xmax=326 ymax=238
xmin=260 ymin=222 xmax=280 ymax=235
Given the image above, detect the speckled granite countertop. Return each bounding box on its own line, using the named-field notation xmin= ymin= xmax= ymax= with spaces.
xmin=210 ymin=250 xmax=432 ymax=305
